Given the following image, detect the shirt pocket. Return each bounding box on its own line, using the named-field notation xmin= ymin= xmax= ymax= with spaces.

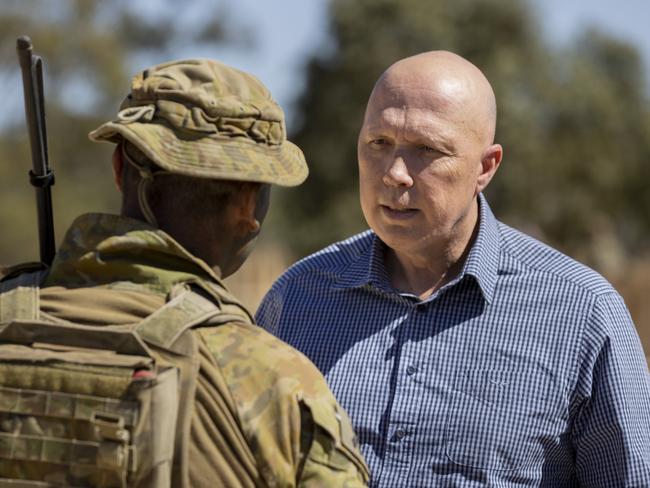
xmin=444 ymin=368 xmax=564 ymax=471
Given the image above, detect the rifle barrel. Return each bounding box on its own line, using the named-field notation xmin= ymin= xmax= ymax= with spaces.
xmin=16 ymin=36 xmax=56 ymax=265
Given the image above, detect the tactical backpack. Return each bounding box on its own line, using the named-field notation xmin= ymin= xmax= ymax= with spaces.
xmin=0 ymin=268 xmax=247 ymax=487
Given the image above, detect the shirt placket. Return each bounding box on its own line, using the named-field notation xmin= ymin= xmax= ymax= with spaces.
xmin=377 ymin=304 xmax=427 ymax=488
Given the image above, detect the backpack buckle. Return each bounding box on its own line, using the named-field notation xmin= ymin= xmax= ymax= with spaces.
xmin=92 ymin=411 xmax=130 ymax=443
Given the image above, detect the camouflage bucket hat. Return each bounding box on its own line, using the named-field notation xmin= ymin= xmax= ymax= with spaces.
xmin=89 ymin=58 xmax=308 ymax=186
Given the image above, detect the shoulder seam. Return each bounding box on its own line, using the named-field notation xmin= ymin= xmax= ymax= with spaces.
xmin=497 ymin=226 xmax=611 ymax=299
xmin=275 ymin=233 xmax=374 ymax=285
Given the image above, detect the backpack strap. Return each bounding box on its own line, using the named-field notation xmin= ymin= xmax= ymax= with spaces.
xmin=132 ymin=283 xmax=252 ymax=487
xmin=0 ymin=269 xmax=46 ymax=324
xmin=193 ymin=278 xmax=254 ymax=324
xmin=134 ymin=288 xmax=222 ymax=355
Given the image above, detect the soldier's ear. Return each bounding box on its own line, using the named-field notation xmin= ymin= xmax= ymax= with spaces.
xmin=232 ymin=183 xmax=269 ymax=235
xmin=236 ymin=184 xmax=261 ymax=234
xmin=112 ymin=145 xmax=124 ymax=192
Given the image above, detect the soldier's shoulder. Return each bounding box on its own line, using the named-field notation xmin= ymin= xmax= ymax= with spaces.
xmin=198 ymin=319 xmax=333 ymax=399
xmin=198 ymin=320 xmax=370 ymax=486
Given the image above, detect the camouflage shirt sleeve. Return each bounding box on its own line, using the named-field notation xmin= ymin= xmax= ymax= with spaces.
xmin=198 ymin=321 xmax=370 ymax=487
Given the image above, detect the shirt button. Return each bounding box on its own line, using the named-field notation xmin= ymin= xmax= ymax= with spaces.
xmin=393 ymin=429 xmax=408 ymax=441
xmin=406 ymin=365 xmax=417 ymax=376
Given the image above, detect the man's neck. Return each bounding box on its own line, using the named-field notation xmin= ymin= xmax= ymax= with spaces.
xmin=385 ymin=203 xmax=479 ymax=300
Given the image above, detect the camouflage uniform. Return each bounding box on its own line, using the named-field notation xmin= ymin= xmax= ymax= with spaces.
xmin=0 ymin=59 xmax=369 ymax=487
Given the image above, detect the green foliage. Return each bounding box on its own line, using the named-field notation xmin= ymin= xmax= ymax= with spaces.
xmin=1 ymin=0 xmax=649 ymax=276
xmin=278 ymin=0 xmax=650 ymax=271
xmin=490 ymin=28 xmax=650 ymax=266
xmin=0 ymin=0 xmax=233 ymax=265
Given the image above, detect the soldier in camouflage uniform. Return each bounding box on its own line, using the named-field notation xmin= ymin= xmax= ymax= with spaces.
xmin=0 ymin=59 xmax=369 ymax=487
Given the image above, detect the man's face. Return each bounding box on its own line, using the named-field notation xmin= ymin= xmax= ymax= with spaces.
xmin=358 ymin=81 xmax=486 ymax=255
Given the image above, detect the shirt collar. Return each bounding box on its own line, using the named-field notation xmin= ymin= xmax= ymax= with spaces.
xmin=333 ymin=194 xmax=501 ymax=304
xmin=331 ymin=236 xmax=379 ymax=290
xmin=463 ymin=193 xmax=501 ymax=304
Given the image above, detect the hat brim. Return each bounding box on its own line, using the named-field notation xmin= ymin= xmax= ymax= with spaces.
xmin=89 ymin=121 xmax=308 ymax=187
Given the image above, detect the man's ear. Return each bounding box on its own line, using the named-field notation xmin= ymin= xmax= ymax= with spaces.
xmin=112 ymin=144 xmax=125 ymax=192
xmin=476 ymin=143 xmax=503 ymax=194
xmin=233 ymin=184 xmax=262 ymax=235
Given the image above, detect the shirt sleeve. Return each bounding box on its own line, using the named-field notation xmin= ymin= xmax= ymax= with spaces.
xmin=199 ymin=321 xmax=369 ymax=487
xmin=297 ymin=395 xmax=369 ymax=487
xmin=189 ymin=338 xmax=260 ymax=488
xmin=255 ymin=282 xmax=286 ymax=335
xmin=571 ymin=291 xmax=650 ymax=487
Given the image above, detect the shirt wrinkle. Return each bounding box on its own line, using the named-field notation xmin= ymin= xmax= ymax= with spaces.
xmin=497 ymin=228 xmax=614 ymax=299
xmin=257 ymin=194 xmax=650 ymax=487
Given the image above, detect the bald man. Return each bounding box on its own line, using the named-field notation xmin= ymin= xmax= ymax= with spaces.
xmin=257 ymin=51 xmax=650 ymax=487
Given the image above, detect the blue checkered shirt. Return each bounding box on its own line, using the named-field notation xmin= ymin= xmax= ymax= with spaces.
xmin=256 ymin=195 xmax=650 ymax=487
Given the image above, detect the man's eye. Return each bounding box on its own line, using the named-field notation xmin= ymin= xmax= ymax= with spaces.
xmin=419 ymin=144 xmax=437 ymax=153
xmin=369 ymin=138 xmax=389 ymax=147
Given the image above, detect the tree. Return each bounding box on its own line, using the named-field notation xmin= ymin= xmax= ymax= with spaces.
xmin=277 ymin=0 xmax=650 ymax=275
xmin=0 ymin=0 xmax=234 ymax=265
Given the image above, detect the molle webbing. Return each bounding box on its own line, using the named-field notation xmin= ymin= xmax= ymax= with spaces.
xmin=0 ymin=375 xmax=139 ymax=487
xmin=0 ymin=271 xmax=43 ymax=324
xmin=0 ymin=478 xmax=61 ymax=486
xmin=0 ymin=385 xmax=139 ymax=427
xmin=0 ymin=276 xmax=241 ymax=488
xmin=0 ymin=338 xmax=149 ymax=487
xmin=0 ymin=432 xmax=136 ymax=472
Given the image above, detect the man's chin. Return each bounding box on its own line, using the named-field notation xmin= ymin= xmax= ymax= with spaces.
xmin=374 ymin=226 xmax=417 ymax=250
xmin=374 ymin=223 xmax=446 ymax=254
xmin=221 ymin=234 xmax=260 ymax=279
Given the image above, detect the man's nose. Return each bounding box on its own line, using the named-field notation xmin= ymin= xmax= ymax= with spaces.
xmin=382 ymin=154 xmax=413 ymax=187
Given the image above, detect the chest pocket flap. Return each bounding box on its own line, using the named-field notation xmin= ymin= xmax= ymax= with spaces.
xmin=445 ymin=368 xmax=566 ymax=471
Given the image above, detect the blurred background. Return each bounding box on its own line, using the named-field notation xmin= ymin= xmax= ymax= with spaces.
xmin=0 ymin=0 xmax=648 ymax=360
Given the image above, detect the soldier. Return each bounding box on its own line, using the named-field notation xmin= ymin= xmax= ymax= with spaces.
xmin=0 ymin=59 xmax=369 ymax=487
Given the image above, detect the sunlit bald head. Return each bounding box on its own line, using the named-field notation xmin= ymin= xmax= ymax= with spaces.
xmin=364 ymin=51 xmax=497 ymax=146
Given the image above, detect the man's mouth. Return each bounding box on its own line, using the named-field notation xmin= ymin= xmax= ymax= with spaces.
xmin=380 ymin=204 xmax=419 ymax=220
